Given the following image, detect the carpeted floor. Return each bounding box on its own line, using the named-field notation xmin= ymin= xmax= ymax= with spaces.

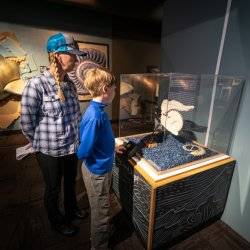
xmin=0 ymin=132 xmax=249 ymax=250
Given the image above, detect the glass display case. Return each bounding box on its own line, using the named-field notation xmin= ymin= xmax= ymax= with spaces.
xmin=114 ymin=73 xmax=244 ymax=249
xmin=118 ymin=73 xmax=244 ymax=154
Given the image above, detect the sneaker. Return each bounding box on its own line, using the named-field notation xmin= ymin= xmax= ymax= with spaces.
xmin=51 ymin=223 xmax=79 ymax=237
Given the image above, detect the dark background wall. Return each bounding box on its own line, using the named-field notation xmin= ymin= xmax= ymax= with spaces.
xmin=0 ymin=1 xmax=112 ymax=38
xmin=161 ymin=0 xmax=227 ymax=74
xmin=0 ymin=0 xmax=161 ymax=123
xmin=219 ymin=0 xmax=250 ymax=242
xmin=111 ymin=38 xmax=160 ymax=122
xmin=161 ymin=0 xmax=250 ymax=242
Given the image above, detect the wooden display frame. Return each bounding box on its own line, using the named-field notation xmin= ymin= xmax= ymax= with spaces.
xmin=113 ymin=133 xmax=235 ymax=249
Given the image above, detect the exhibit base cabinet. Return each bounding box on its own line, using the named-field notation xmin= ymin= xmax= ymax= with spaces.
xmin=112 ymin=133 xmax=235 ymax=250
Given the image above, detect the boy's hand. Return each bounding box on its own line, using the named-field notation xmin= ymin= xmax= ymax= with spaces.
xmin=115 ymin=145 xmax=126 ymax=154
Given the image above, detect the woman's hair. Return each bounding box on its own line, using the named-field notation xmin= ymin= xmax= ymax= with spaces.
xmin=84 ymin=67 xmax=115 ymax=97
xmin=48 ymin=53 xmax=65 ymax=101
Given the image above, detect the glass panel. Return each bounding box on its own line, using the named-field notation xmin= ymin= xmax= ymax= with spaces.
xmin=208 ymin=76 xmax=244 ymax=153
xmin=119 ymin=74 xmax=161 ymax=137
xmin=118 ymin=73 xmax=245 ymax=154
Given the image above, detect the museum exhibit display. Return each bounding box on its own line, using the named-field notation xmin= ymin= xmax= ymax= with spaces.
xmin=113 ymin=73 xmax=244 ymax=249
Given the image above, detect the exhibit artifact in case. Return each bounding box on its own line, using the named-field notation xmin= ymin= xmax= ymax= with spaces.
xmin=113 ymin=73 xmax=244 ymax=249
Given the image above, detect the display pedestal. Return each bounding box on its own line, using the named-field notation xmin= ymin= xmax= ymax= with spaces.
xmin=112 ymin=133 xmax=235 ymax=250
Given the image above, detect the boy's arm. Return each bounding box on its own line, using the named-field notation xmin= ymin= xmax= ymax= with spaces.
xmin=77 ymin=118 xmax=99 ymax=160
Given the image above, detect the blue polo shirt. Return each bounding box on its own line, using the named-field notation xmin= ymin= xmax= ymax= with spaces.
xmin=77 ymin=100 xmax=115 ymax=175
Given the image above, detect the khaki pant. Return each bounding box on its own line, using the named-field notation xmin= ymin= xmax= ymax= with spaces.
xmin=81 ymin=164 xmax=112 ymax=250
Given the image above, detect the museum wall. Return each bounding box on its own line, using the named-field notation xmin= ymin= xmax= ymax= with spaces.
xmin=0 ymin=21 xmax=112 ymax=128
xmin=0 ymin=1 xmax=161 ymax=129
xmin=161 ymin=0 xmax=227 ymax=74
xmin=219 ymin=0 xmax=250 ymax=242
xmin=161 ymin=0 xmax=250 ymax=242
xmin=112 ymin=38 xmax=160 ymax=75
xmin=112 ymin=38 xmax=161 ymax=122
xmin=0 ymin=23 xmax=112 ymax=77
xmin=0 ymin=1 xmax=113 ymax=128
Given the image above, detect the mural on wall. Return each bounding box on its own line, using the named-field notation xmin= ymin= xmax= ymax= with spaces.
xmin=0 ymin=32 xmax=39 ymax=130
xmin=0 ymin=30 xmax=110 ymax=130
xmin=77 ymin=41 xmax=109 ymax=68
xmin=69 ymin=41 xmax=109 ymax=101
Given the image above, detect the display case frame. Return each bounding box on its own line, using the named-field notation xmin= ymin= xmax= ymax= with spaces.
xmin=113 ymin=132 xmax=235 ymax=249
xmin=114 ymin=72 xmax=244 ymax=249
xmin=118 ymin=73 xmax=245 ymax=154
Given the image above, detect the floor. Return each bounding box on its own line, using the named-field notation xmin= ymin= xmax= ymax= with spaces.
xmin=0 ymin=132 xmax=249 ymax=250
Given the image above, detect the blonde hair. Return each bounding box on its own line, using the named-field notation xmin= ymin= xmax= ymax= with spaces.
xmin=48 ymin=53 xmax=65 ymax=101
xmin=84 ymin=68 xmax=115 ymax=97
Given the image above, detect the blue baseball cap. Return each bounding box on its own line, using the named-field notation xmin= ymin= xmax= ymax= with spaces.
xmin=46 ymin=32 xmax=84 ymax=55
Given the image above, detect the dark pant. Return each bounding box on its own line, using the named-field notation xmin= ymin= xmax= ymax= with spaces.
xmin=36 ymin=152 xmax=78 ymax=225
xmin=81 ymin=164 xmax=112 ymax=250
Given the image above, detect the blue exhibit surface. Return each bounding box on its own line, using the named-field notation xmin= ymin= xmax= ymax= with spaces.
xmin=128 ymin=133 xmax=219 ymax=171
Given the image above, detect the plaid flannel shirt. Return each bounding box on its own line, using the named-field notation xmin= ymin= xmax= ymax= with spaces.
xmin=21 ymin=70 xmax=81 ymax=157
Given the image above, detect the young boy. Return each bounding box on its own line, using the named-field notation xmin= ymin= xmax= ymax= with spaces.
xmin=77 ymin=68 xmax=124 ymax=249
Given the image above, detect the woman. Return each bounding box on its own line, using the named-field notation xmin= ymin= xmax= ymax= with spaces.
xmin=21 ymin=33 xmax=87 ymax=236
